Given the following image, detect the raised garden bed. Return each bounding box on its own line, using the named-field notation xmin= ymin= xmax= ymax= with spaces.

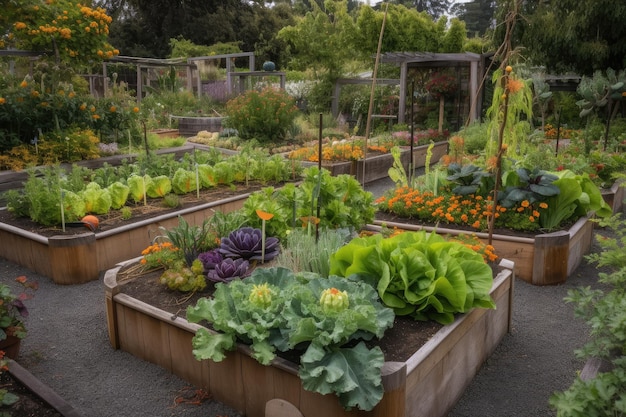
xmin=601 ymin=179 xmax=625 ymax=214
xmin=173 ymin=116 xmax=225 ymax=137
xmin=103 ymin=258 xmax=514 ymax=417
xmin=301 ymin=141 xmax=448 ymax=184
xmin=369 ymin=213 xmax=595 ymax=286
xmin=0 ymin=192 xmax=251 ymax=285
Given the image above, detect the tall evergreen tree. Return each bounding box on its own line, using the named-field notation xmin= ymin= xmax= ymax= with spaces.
xmin=451 ymin=0 xmax=496 ymax=37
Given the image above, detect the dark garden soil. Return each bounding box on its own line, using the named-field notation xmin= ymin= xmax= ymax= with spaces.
xmin=0 ymin=182 xmax=273 ymax=238
xmin=0 ymin=371 xmax=62 ymax=417
xmin=116 ymin=263 xmax=503 ymax=364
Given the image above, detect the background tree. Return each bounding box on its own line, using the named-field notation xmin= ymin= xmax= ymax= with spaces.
xmin=495 ymin=0 xmax=626 ymax=75
xmin=450 ymin=0 xmax=496 ymax=37
xmin=377 ymin=0 xmax=453 ymax=19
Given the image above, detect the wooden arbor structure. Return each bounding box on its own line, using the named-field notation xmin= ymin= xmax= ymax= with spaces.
xmin=332 ymin=52 xmax=490 ymax=127
xmin=384 ymin=52 xmax=489 ymax=125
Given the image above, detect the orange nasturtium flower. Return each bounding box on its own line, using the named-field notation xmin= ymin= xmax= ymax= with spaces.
xmin=255 ymin=210 xmax=274 ymax=221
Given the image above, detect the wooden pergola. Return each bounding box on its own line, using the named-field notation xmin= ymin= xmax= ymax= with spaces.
xmin=379 ymin=51 xmax=489 ymax=124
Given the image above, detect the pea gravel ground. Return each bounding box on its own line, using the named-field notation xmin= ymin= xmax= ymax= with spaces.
xmin=1 ymin=175 xmax=620 ymax=417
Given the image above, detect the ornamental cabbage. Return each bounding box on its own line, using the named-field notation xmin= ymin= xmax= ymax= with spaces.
xmin=219 ymin=227 xmax=280 ymax=262
xmin=206 ymin=258 xmax=250 ymax=282
xmin=249 ymin=283 xmax=273 ymax=309
xmin=319 ymin=287 xmax=349 ymax=314
xmin=187 ymin=267 xmax=395 ymax=411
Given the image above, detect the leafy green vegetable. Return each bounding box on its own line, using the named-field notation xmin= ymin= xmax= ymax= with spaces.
xmin=80 ymin=182 xmax=112 ymax=215
xmin=242 ymin=167 xmax=375 ymax=239
xmin=146 ymin=175 xmax=172 ymax=198
xmin=329 ymin=231 xmax=495 ymax=324
xmin=539 ymin=170 xmax=613 ymax=230
xmin=107 ymin=181 xmax=130 ymax=209
xmin=127 ymin=174 xmax=148 ymax=203
xmin=172 ymin=168 xmax=198 ymax=195
xmin=186 ymin=267 xmax=395 ymax=411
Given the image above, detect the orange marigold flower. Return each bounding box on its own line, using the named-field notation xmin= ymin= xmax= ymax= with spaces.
xmin=133 ymin=106 xmax=139 ymax=113
xmin=533 ymin=210 xmax=540 ymax=217
xmin=0 ymin=98 xmax=5 ymax=105
xmin=529 ymin=216 xmax=535 ymax=222
xmin=521 ymin=200 xmax=530 ymax=208
xmin=20 ymin=80 xmax=28 ymax=88
xmin=539 ymin=202 xmax=548 ymax=209
xmin=109 ymin=105 xmax=116 ymax=112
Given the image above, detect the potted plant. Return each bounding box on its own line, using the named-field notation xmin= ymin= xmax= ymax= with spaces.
xmin=0 ymin=276 xmax=37 ymax=359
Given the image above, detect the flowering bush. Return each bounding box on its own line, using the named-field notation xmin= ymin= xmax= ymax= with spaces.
xmin=425 ymin=72 xmax=457 ymax=99
xmin=0 ymin=74 xmax=141 ymax=165
xmin=224 ymin=87 xmax=299 ymax=143
xmin=2 ymin=0 xmax=118 ymax=67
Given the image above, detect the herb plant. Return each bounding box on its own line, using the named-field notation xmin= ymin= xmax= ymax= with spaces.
xmin=187 ymin=267 xmax=395 ymax=411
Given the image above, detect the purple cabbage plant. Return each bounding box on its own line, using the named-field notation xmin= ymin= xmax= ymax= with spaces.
xmin=218 ymin=227 xmax=280 ymax=262
xmin=206 ymin=258 xmax=250 ymax=283
xmin=197 ymin=249 xmax=224 ymax=272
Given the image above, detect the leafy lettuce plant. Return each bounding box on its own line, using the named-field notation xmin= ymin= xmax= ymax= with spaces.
xmin=329 ymin=231 xmax=496 ymax=325
xmin=186 ymin=267 xmax=395 ymax=411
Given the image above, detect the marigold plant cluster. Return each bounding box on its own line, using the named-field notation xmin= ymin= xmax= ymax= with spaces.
xmin=288 ymin=139 xmax=395 ymax=162
xmin=376 ymin=186 xmax=548 ymax=232
xmin=543 ymin=124 xmax=579 ymax=140
xmin=140 ymin=242 xmax=180 ymax=269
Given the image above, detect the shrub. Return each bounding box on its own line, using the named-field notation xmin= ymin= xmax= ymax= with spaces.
xmin=224 ymin=87 xmax=299 ymax=143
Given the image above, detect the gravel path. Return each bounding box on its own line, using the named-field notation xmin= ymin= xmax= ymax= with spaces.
xmin=1 ymin=176 xmax=619 ymax=417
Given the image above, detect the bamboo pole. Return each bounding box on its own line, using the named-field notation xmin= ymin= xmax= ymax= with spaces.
xmin=363 ymin=2 xmax=389 ymax=187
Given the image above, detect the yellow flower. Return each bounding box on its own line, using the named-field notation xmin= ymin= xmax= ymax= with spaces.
xmin=14 ymin=22 xmax=27 ymax=30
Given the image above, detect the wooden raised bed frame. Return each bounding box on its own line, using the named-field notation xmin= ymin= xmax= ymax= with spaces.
xmin=370 ymin=213 xmax=595 ymax=286
xmin=302 ymin=141 xmax=449 ymax=184
xmin=0 ymin=194 xmax=248 ymax=285
xmin=104 ymin=259 xmax=514 ymax=417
